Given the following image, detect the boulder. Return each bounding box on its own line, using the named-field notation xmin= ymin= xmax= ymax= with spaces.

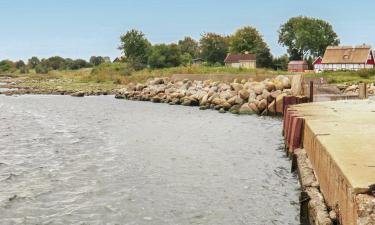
xmin=239 ymin=89 xmax=250 ymax=100
xmin=231 ymin=83 xmax=243 ymax=92
xmin=229 ymin=105 xmax=241 ymax=114
xmin=219 ymin=108 xmax=226 ymax=113
xmin=249 ymin=102 xmax=260 ymax=114
xmin=71 ymin=91 xmax=85 ymax=97
xmin=265 ymin=81 xmax=276 ymax=92
xmin=239 ymin=103 xmax=255 ymax=115
xmin=271 ymin=90 xmax=282 ymax=99
xmin=254 ymin=83 xmax=266 ymax=95
xmin=258 ymin=99 xmax=268 ymax=112
xmin=200 ymin=94 xmax=209 ymax=106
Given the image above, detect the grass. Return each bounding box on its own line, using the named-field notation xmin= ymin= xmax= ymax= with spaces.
xmin=84 ymin=63 xmax=289 ymax=84
xmin=305 ymin=69 xmax=375 ymax=84
xmin=2 ymin=64 xmax=375 ymax=94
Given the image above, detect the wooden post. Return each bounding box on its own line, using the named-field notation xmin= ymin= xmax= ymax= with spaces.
xmin=359 ymin=82 xmax=368 ymax=99
xmin=309 ymin=81 xmax=314 ymax=102
xmin=274 ymin=99 xmax=277 ymax=116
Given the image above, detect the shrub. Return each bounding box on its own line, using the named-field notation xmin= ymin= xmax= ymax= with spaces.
xmin=35 ymin=64 xmax=49 ymax=74
xmin=357 ymin=68 xmax=375 ymax=78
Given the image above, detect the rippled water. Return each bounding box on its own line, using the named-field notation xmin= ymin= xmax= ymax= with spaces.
xmin=0 ymin=95 xmax=300 ymax=225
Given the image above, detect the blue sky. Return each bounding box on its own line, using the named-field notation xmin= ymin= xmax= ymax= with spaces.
xmin=1 ymin=0 xmax=375 ymax=61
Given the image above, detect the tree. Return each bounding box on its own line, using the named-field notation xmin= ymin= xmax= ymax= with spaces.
xmin=199 ymin=33 xmax=229 ymax=65
xmin=148 ymin=44 xmax=182 ymax=68
xmin=180 ymin=53 xmax=193 ymax=66
xmin=0 ymin=60 xmax=15 ymax=72
xmin=15 ymin=60 xmax=26 ymax=69
xmin=278 ymin=16 xmax=340 ymax=60
xmin=119 ymin=29 xmax=151 ymax=70
xmin=43 ymin=56 xmax=66 ymax=70
xmin=90 ymin=56 xmax=105 ymax=66
xmin=27 ymin=57 xmax=40 ymax=69
xmin=229 ymin=26 xmax=273 ymax=68
xmin=178 ymin=37 xmax=199 ymax=58
xmin=35 ymin=64 xmax=49 ymax=74
xmin=272 ymin=54 xmax=289 ymax=71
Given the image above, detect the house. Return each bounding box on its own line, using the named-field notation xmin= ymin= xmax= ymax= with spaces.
xmin=313 ymin=45 xmax=374 ymax=73
xmin=224 ymin=53 xmax=256 ymax=69
xmin=288 ymin=60 xmax=308 ymax=72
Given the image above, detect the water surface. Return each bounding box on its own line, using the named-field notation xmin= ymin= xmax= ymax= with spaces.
xmin=0 ymin=95 xmax=299 ymax=225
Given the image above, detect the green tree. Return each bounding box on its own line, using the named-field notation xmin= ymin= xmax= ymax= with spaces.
xmin=272 ymin=54 xmax=289 ymax=71
xmin=199 ymin=33 xmax=229 ymax=65
xmin=229 ymin=26 xmax=273 ymax=68
xmin=43 ymin=56 xmax=66 ymax=70
xmin=27 ymin=57 xmax=40 ymax=69
xmin=15 ymin=60 xmax=26 ymax=69
xmin=90 ymin=56 xmax=105 ymax=66
xmin=148 ymin=44 xmax=182 ymax=68
xmin=178 ymin=37 xmax=199 ymax=58
xmin=278 ymin=16 xmax=340 ymax=59
xmin=119 ymin=29 xmax=151 ymax=70
xmin=180 ymin=53 xmax=193 ymax=66
xmin=0 ymin=60 xmax=15 ymax=72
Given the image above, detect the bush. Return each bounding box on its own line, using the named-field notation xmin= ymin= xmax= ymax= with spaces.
xmin=0 ymin=60 xmax=15 ymax=72
xmin=19 ymin=66 xmax=29 ymax=74
xmin=357 ymin=68 xmax=375 ymax=78
xmin=35 ymin=64 xmax=49 ymax=74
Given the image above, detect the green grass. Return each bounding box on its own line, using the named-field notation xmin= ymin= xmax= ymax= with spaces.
xmin=84 ymin=63 xmax=289 ymax=84
xmin=305 ymin=69 xmax=375 ymax=84
xmin=4 ymin=64 xmax=375 ymax=94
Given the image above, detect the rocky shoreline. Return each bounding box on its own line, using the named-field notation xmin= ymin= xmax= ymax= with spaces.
xmin=115 ymin=76 xmax=294 ymax=115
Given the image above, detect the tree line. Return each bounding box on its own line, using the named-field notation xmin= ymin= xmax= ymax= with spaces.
xmin=119 ymin=16 xmax=339 ymax=70
xmin=0 ymin=56 xmax=111 ymax=73
xmin=0 ymin=16 xmax=340 ymax=74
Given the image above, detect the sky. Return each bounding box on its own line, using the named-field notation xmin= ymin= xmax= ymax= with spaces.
xmin=1 ymin=0 xmax=375 ymax=61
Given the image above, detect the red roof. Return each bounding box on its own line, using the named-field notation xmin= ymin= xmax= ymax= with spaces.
xmin=224 ymin=54 xmax=256 ymax=63
xmin=288 ymin=60 xmax=308 ymax=65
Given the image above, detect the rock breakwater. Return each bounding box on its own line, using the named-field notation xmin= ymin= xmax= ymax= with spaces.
xmin=115 ymin=75 xmax=293 ymax=115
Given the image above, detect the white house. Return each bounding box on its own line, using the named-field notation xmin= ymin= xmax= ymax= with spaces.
xmin=313 ymin=45 xmax=374 ymax=73
xmin=224 ymin=53 xmax=256 ymax=69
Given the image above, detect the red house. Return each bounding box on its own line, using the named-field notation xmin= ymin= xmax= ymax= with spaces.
xmin=288 ymin=60 xmax=309 ymax=72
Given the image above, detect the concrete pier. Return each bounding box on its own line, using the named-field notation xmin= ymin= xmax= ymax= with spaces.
xmin=284 ymin=100 xmax=375 ymax=225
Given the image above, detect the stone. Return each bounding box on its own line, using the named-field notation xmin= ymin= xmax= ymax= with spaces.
xmin=222 ymin=101 xmax=232 ymax=110
xmin=265 ymin=81 xmax=276 ymax=92
xmin=71 ymin=91 xmax=85 ymax=97
xmin=200 ymin=94 xmax=209 ymax=106
xmin=239 ymin=103 xmax=255 ymax=115
xmin=231 ymin=83 xmax=243 ymax=92
xmin=239 ymin=89 xmax=250 ymax=100
xmin=254 ymin=84 xmax=265 ymax=95
xmin=258 ymin=99 xmax=267 ymax=112
xmin=249 ymin=103 xmax=259 ymax=114
xmin=219 ymin=108 xmax=226 ymax=113
xmin=229 ymin=105 xmax=241 ymax=114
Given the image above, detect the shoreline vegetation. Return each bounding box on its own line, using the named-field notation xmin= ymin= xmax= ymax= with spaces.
xmin=1 ymin=64 xmax=375 ymax=97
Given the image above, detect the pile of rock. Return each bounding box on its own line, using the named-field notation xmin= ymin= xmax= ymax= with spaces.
xmin=342 ymin=83 xmax=375 ymax=95
xmin=115 ymin=75 xmax=293 ymax=115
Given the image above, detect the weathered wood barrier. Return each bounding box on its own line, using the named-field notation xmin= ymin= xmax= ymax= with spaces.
xmin=284 ymin=99 xmax=375 ymax=225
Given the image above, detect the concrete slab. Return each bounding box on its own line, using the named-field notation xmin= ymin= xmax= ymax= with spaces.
xmin=289 ymin=100 xmax=375 ymax=225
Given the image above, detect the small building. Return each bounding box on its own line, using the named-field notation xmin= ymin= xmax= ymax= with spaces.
xmin=288 ymin=60 xmax=308 ymax=72
xmin=192 ymin=58 xmax=204 ymax=66
xmin=224 ymin=53 xmax=256 ymax=69
xmin=313 ymin=45 xmax=374 ymax=73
